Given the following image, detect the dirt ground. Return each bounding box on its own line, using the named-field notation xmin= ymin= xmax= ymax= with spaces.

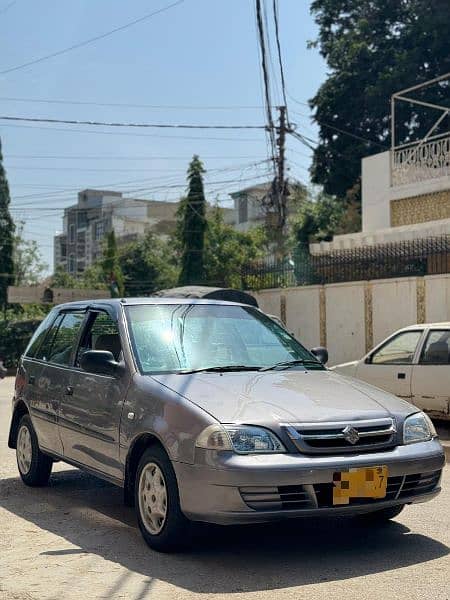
xmin=0 ymin=377 xmax=449 ymax=600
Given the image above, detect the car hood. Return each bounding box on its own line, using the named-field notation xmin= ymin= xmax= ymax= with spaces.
xmin=151 ymin=369 xmax=415 ymax=424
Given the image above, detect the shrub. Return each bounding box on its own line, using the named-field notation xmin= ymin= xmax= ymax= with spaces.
xmin=0 ymin=318 xmax=43 ymax=368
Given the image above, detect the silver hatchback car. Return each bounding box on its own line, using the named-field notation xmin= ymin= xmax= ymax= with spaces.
xmin=9 ymin=299 xmax=445 ymax=551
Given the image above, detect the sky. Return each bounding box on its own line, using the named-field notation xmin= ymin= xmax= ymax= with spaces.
xmin=0 ymin=0 xmax=327 ymax=272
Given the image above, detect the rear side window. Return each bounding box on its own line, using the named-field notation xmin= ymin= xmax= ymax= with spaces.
xmin=24 ymin=312 xmax=57 ymax=358
xmin=36 ymin=312 xmax=85 ymax=365
xmin=420 ymin=330 xmax=450 ymax=364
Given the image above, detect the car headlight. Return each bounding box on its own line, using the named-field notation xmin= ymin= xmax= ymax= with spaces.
xmin=403 ymin=412 xmax=437 ymax=444
xmin=196 ymin=424 xmax=286 ymax=454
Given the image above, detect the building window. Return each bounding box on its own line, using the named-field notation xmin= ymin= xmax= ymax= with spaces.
xmin=69 ymin=224 xmax=75 ymax=243
xmin=60 ymin=242 xmax=67 ymax=258
xmin=95 ymin=221 xmax=104 ymax=240
xmin=68 ymin=254 xmax=76 ymax=273
xmin=77 ymin=211 xmax=87 ymax=228
xmin=238 ymin=196 xmax=248 ymax=224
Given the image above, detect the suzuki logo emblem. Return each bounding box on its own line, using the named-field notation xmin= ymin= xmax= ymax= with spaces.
xmin=342 ymin=425 xmax=360 ymax=445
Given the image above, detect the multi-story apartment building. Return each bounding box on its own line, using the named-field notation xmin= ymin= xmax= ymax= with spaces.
xmin=229 ymin=181 xmax=304 ymax=232
xmin=54 ymin=189 xmax=179 ymax=275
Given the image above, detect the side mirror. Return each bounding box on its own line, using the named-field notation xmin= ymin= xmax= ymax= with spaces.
xmin=311 ymin=346 xmax=328 ymax=365
xmin=80 ymin=350 xmax=120 ymax=376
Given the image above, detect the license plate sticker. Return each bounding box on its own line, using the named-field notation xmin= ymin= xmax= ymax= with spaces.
xmin=332 ymin=466 xmax=388 ymax=505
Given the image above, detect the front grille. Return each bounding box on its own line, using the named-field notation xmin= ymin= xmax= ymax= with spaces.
xmin=240 ymin=485 xmax=315 ymax=510
xmin=398 ymin=471 xmax=441 ymax=498
xmin=239 ymin=470 xmax=441 ymax=512
xmin=283 ymin=418 xmax=397 ymax=454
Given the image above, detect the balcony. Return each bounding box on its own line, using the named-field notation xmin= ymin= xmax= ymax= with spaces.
xmin=392 ymin=132 xmax=450 ymax=186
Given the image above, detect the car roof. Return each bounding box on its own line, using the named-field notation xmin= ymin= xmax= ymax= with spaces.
xmin=52 ymin=297 xmax=257 ymax=311
xmin=398 ymin=322 xmax=450 ymax=331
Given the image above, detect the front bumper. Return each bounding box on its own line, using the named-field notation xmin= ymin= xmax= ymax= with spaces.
xmin=173 ymin=439 xmax=445 ymax=524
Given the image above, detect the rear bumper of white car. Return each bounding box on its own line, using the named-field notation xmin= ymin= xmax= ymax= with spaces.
xmin=173 ymin=438 xmax=445 ymax=524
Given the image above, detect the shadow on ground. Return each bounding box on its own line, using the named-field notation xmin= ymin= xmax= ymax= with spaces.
xmin=1 ymin=469 xmax=448 ymax=595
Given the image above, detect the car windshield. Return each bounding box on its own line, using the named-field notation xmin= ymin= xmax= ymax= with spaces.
xmin=125 ymin=303 xmax=324 ymax=374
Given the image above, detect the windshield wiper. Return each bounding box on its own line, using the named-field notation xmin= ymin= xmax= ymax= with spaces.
xmin=259 ymin=358 xmax=322 ymax=372
xmin=177 ymin=365 xmax=262 ymax=374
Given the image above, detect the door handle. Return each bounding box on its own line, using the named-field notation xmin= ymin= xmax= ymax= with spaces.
xmin=28 ymin=375 xmax=35 ymax=385
xmin=65 ymin=386 xmax=73 ymax=396
xmin=397 ymin=372 xmax=406 ymax=380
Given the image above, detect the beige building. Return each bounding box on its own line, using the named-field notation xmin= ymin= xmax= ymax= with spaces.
xmin=311 ymin=76 xmax=450 ymax=254
xmin=54 ymin=189 xmax=179 ymax=275
xmin=310 ymin=146 xmax=450 ymax=254
xmin=230 ymin=181 xmax=303 ymax=232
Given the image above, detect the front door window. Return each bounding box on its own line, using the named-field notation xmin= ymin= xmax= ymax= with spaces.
xmin=77 ymin=311 xmax=122 ymax=366
xmin=371 ymin=331 xmax=422 ymax=365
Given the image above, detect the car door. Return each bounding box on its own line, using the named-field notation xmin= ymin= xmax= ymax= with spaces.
xmin=355 ymin=329 xmax=424 ymax=399
xmin=58 ymin=308 xmax=129 ymax=482
xmin=411 ymin=328 xmax=450 ymax=418
xmin=19 ymin=310 xmax=63 ymax=454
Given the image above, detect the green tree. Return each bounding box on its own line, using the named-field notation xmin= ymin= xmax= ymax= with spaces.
xmin=101 ymin=230 xmax=124 ymax=297
xmin=309 ymin=0 xmax=450 ymax=200
xmin=120 ymin=233 xmax=178 ymax=296
xmin=51 ymin=266 xmax=78 ymax=289
xmin=0 ymin=138 xmax=15 ymax=309
xmin=203 ymin=205 xmax=267 ymax=288
xmin=178 ymin=156 xmax=207 ymax=285
xmin=13 ymin=222 xmax=48 ymax=285
xmin=290 ymin=188 xmax=355 ymax=247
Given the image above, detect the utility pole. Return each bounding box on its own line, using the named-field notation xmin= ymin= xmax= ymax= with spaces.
xmin=271 ymin=105 xmax=289 ymax=255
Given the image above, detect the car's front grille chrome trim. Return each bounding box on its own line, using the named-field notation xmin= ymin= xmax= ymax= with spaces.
xmin=282 ymin=418 xmax=397 ymax=454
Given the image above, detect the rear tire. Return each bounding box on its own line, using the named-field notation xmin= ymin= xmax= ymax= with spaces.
xmin=135 ymin=446 xmax=190 ymax=552
xmin=359 ymin=505 xmax=405 ymax=523
xmin=16 ymin=415 xmax=53 ymax=486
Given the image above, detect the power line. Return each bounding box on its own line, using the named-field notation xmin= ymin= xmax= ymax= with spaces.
xmin=287 ymin=92 xmax=310 ymax=108
xmin=262 ymin=0 xmax=281 ymax=106
xmin=0 ymin=0 xmax=186 ymax=75
xmin=7 ymin=158 xmax=269 ymax=176
xmin=317 ymin=121 xmax=387 ymax=149
xmin=289 ymin=129 xmax=317 ymax=152
xmin=287 ymin=146 xmax=313 ymax=159
xmin=10 ymin=175 xmax=272 ymax=211
xmin=289 ymin=104 xmax=387 ymax=149
xmin=272 ymin=0 xmax=288 ymax=114
xmin=0 ymin=122 xmax=264 ymax=142
xmin=0 ymin=96 xmax=267 ymax=111
xmin=0 ymin=115 xmax=266 ymax=130
xmin=6 ymin=154 xmax=262 ymax=161
xmin=255 ymin=0 xmax=276 ymax=142
xmin=7 ymin=165 xmax=263 ymax=173
xmin=10 ymin=168 xmax=271 ymax=207
xmin=0 ymin=0 xmax=18 ymax=16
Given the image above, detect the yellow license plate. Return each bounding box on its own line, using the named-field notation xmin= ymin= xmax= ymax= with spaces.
xmin=332 ymin=466 xmax=388 ymax=505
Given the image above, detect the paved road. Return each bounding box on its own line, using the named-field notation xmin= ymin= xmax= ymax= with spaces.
xmin=0 ymin=377 xmax=449 ymax=600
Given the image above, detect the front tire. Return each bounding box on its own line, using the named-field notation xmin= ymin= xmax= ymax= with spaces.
xmin=135 ymin=446 xmax=190 ymax=552
xmin=16 ymin=415 xmax=53 ymax=486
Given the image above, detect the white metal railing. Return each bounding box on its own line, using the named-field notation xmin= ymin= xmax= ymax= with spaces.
xmin=391 ymin=132 xmax=450 ymax=186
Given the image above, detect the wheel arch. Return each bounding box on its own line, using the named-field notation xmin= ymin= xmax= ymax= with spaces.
xmin=123 ymin=432 xmax=168 ymax=506
xmin=8 ymin=400 xmax=29 ymax=449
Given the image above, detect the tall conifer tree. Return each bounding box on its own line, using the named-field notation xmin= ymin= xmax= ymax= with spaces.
xmin=178 ymin=156 xmax=207 ymax=285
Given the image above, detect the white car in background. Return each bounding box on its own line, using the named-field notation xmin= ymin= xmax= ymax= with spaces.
xmin=332 ymin=323 xmax=450 ymax=421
